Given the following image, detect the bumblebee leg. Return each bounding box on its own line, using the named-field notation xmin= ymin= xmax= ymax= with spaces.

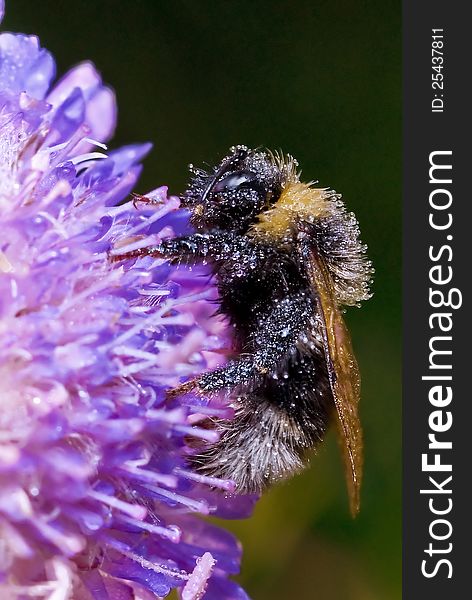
xmin=110 ymin=232 xmax=246 ymax=264
xmin=179 ymin=293 xmax=313 ymax=394
xmin=166 ymin=379 xmax=200 ymax=399
xmin=109 ymin=245 xmax=165 ymax=263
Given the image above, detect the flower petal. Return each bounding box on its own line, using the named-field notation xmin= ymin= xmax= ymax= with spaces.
xmin=47 ymin=61 xmax=116 ymax=144
xmin=0 ymin=32 xmax=55 ymax=98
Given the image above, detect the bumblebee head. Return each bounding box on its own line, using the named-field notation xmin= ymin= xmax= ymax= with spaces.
xmin=182 ymin=146 xmax=297 ymax=232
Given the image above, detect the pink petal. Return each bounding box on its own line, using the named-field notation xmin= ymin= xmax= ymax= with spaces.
xmin=182 ymin=552 xmax=216 ymax=600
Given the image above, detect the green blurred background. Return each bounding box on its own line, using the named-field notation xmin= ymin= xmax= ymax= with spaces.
xmin=4 ymin=1 xmax=401 ymax=598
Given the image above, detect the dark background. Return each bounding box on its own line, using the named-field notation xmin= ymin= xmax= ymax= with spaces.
xmin=3 ymin=2 xmax=401 ymax=598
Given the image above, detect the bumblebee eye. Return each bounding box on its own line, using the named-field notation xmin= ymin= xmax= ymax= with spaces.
xmin=213 ymin=170 xmax=260 ymax=194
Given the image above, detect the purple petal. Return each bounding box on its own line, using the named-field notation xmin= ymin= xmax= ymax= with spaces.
xmin=47 ymin=61 xmax=116 ymax=143
xmin=108 ymin=143 xmax=153 ymax=175
xmin=85 ymin=84 xmax=116 ymax=142
xmin=0 ymin=33 xmax=55 ymax=98
xmin=79 ymin=570 xmax=110 ymax=600
xmin=104 ymin=558 xmax=173 ymax=597
xmin=205 ymin=577 xmax=251 ymax=600
xmin=49 ymin=87 xmax=86 ymax=144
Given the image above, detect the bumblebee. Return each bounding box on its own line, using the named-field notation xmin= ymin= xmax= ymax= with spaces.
xmin=113 ymin=145 xmax=372 ymax=514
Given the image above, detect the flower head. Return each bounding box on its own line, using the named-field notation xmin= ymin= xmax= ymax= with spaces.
xmin=0 ymin=11 xmax=254 ymax=600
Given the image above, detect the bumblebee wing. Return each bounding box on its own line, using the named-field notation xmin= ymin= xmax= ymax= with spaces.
xmin=304 ymin=244 xmax=363 ymax=516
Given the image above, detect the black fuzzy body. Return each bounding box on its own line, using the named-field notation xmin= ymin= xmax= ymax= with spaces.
xmin=181 ymin=230 xmax=334 ymax=492
xmin=216 ymin=239 xmax=332 ymax=489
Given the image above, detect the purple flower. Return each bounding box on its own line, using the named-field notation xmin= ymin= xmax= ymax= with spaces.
xmin=0 ymin=10 xmax=255 ymax=600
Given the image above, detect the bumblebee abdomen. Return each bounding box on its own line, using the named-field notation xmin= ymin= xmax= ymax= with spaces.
xmin=189 ymin=396 xmax=328 ymax=494
xmin=189 ymin=343 xmax=332 ymax=494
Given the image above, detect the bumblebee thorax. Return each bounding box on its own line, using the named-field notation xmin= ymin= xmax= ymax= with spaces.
xmin=250 ymin=182 xmax=334 ymax=241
